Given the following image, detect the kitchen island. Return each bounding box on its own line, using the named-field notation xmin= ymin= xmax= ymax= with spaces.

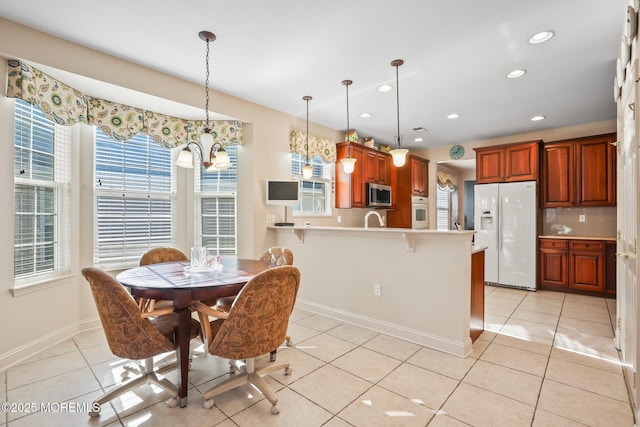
xmin=269 ymin=226 xmax=479 ymax=357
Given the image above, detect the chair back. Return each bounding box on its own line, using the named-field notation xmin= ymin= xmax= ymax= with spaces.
xmin=258 ymin=246 xmax=294 ymax=266
xmin=208 ymin=266 xmax=300 ymax=360
xmin=81 ymin=267 xmax=175 ymax=360
xmin=140 ymin=247 xmax=188 ymax=266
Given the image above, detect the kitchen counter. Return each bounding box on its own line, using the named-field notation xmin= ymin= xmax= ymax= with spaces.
xmin=539 ymin=235 xmax=616 ymax=241
xmin=269 ymin=225 xmax=476 ymax=357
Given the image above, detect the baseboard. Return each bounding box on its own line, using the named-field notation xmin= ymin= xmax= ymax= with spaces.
xmin=295 ymin=299 xmax=472 ymax=357
xmin=0 ymin=317 xmax=101 ymax=372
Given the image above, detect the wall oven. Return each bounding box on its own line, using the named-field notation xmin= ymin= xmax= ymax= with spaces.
xmin=412 ymin=196 xmax=429 ymax=229
xmin=367 ymin=183 xmax=392 ymax=207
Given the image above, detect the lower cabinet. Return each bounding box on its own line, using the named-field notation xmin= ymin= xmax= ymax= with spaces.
xmin=539 ymin=238 xmax=614 ymax=297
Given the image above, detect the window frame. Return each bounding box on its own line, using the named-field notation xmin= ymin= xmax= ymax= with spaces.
xmin=290 ymin=152 xmax=333 ymax=217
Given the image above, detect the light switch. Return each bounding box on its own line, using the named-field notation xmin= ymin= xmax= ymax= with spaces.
xmin=579 ymin=214 xmax=586 ymax=222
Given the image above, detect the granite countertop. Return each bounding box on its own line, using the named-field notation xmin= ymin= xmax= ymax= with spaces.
xmin=538 ymin=235 xmax=616 ymax=242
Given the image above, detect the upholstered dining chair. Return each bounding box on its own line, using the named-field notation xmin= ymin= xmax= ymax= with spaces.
xmin=137 ymin=247 xmax=188 ymax=315
xmin=212 ymin=246 xmax=295 ymax=361
xmin=81 ymin=267 xmax=199 ymax=417
xmin=193 ymin=265 xmax=300 ymax=414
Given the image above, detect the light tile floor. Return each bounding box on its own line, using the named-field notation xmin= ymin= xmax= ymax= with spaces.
xmin=1 ymin=286 xmax=635 ymax=426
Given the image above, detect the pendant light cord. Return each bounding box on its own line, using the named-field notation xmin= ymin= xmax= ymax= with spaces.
xmin=395 ymin=62 xmax=401 ymax=148
xmin=204 ymin=37 xmax=211 ymax=128
xmin=304 ymin=96 xmax=311 ymax=164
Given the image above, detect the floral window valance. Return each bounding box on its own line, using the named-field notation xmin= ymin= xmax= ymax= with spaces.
xmin=437 ymin=170 xmax=456 ymax=190
xmin=6 ymin=60 xmax=242 ymax=148
xmin=289 ymin=130 xmax=336 ymax=164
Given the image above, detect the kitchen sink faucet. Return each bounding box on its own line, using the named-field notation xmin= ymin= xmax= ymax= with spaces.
xmin=364 ymin=210 xmax=385 ymax=229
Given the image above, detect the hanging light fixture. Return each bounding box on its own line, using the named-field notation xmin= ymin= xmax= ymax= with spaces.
xmin=175 ymin=31 xmax=230 ymax=172
xmin=389 ymin=59 xmax=408 ymax=167
xmin=302 ymin=95 xmax=313 ymax=179
xmin=340 ymin=79 xmax=357 ymax=174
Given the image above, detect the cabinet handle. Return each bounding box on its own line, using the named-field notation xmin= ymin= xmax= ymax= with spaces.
xmin=616 ymin=252 xmax=630 ymax=259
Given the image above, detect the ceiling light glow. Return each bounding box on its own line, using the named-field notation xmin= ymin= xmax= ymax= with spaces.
xmin=531 ymin=115 xmax=546 ymax=121
xmin=447 ymin=113 xmax=461 ymax=119
xmin=414 ymin=137 xmax=424 ymax=142
xmin=529 ymin=31 xmax=555 ymax=44
xmin=359 ymin=112 xmax=372 ymax=118
xmin=377 ymin=84 xmax=393 ymax=93
xmin=506 ymin=69 xmax=526 ymax=79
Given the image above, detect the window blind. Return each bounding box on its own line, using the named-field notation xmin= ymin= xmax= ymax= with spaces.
xmin=436 ymin=185 xmax=451 ymax=231
xmin=196 ymin=145 xmax=238 ymax=255
xmin=94 ymin=129 xmax=175 ymax=265
xmin=14 ymin=99 xmax=71 ymax=280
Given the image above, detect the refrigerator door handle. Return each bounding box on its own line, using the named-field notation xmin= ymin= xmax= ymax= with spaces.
xmin=498 ymin=198 xmax=502 ymax=252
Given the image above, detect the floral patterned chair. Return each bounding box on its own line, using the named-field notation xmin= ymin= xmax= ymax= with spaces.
xmin=193 ymin=265 xmax=300 ymax=414
xmin=81 ymin=267 xmax=199 ymax=417
xmin=136 ymin=247 xmax=188 ymax=314
xmin=211 ymin=246 xmax=295 ymax=361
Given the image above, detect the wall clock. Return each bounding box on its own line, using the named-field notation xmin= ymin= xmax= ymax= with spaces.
xmin=449 ymin=144 xmax=465 ymax=160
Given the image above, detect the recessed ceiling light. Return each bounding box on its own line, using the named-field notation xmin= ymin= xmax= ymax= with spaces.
xmin=447 ymin=113 xmax=461 ymax=119
xmin=506 ymin=69 xmax=527 ymax=79
xmin=529 ymin=31 xmax=555 ymax=44
xmin=359 ymin=112 xmax=372 ymax=119
xmin=377 ymin=84 xmax=393 ymax=93
xmin=414 ymin=137 xmax=424 ymax=142
xmin=531 ymin=115 xmax=546 ymax=121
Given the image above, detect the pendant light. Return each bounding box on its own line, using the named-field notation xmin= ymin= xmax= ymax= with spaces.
xmin=389 ymin=59 xmax=408 ymax=167
xmin=302 ymin=95 xmax=313 ymax=179
xmin=175 ymin=31 xmax=230 ymax=172
xmin=339 ymin=79 xmax=357 ymax=174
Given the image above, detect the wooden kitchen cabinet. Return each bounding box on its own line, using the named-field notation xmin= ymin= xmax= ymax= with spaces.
xmin=387 ymin=154 xmax=430 ymax=228
xmin=541 ymin=133 xmax=616 ymax=207
xmin=470 ymin=249 xmax=485 ymax=342
xmin=474 ymin=140 xmax=540 ymax=184
xmin=365 ymin=150 xmax=391 ymax=185
xmin=410 ymin=155 xmax=429 ymax=196
xmin=539 ymin=238 xmax=613 ymax=297
xmin=335 ymin=142 xmax=366 ymax=208
xmin=539 ymin=239 xmax=569 ymax=289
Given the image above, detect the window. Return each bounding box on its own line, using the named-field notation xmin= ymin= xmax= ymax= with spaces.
xmin=436 ymin=185 xmax=451 ymax=230
xmin=94 ymin=129 xmax=175 ymax=266
xmin=196 ymin=145 xmax=238 ymax=255
xmin=290 ymin=153 xmax=332 ymax=216
xmin=14 ymin=99 xmax=71 ymax=281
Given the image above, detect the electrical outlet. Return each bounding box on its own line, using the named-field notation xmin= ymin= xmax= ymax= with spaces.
xmin=374 ymin=283 xmax=381 ymax=296
xmin=266 ymin=214 xmax=276 ymax=224
xmin=579 ymin=214 xmax=586 ymax=223
xmin=337 ymin=215 xmax=342 ymax=224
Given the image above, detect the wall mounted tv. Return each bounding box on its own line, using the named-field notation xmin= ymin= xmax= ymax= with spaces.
xmin=266 ymin=180 xmax=299 ymax=205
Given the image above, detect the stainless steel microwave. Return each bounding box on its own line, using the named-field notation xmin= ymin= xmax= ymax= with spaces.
xmin=367 ymin=183 xmax=392 ymax=207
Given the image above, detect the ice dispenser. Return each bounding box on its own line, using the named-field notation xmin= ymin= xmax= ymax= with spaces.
xmin=480 ymin=209 xmax=495 ymax=230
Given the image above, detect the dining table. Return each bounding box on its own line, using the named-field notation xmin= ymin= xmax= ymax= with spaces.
xmin=116 ymin=256 xmax=270 ymax=407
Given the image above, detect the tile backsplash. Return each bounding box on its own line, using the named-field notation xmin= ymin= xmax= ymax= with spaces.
xmin=542 ymin=207 xmax=616 ymax=237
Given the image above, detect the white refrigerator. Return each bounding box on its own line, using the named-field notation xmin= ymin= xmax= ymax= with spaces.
xmin=474 ymin=181 xmax=537 ymax=290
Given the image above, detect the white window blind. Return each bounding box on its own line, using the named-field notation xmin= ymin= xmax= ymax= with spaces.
xmin=436 ymin=185 xmax=451 ymax=230
xmin=14 ymin=99 xmax=71 ymax=280
xmin=290 ymin=153 xmax=332 ymax=216
xmin=196 ymin=145 xmax=238 ymax=255
xmin=94 ymin=130 xmax=175 ymax=265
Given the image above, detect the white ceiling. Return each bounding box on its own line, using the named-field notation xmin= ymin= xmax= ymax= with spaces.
xmin=0 ymin=0 xmax=628 ymax=149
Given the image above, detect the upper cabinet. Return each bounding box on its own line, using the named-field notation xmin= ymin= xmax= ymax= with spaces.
xmin=335 ymin=142 xmax=392 ymax=208
xmin=474 ymin=140 xmax=540 ymax=184
xmin=335 ymin=142 xmax=366 ymax=208
xmin=541 ymin=133 xmax=616 ymax=208
xmin=410 ymin=156 xmax=429 ymax=196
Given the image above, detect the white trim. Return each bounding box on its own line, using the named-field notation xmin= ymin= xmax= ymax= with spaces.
xmin=0 ymin=317 xmax=100 ymax=372
xmin=295 ymin=299 xmax=472 ymax=358
xmin=11 ymin=272 xmax=75 ymax=297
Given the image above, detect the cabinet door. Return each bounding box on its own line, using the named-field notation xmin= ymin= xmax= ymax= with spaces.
xmin=475 ymin=148 xmax=504 ymax=184
xmin=576 ymin=135 xmax=616 ymax=206
xmin=569 ymin=241 xmax=605 ymax=293
xmin=335 ymin=143 xmax=365 ymax=208
xmin=542 ymin=142 xmax=575 ymax=207
xmin=350 ymin=145 xmax=366 ymax=207
xmin=410 ymin=157 xmax=426 ymax=195
xmin=376 ymin=153 xmax=390 ymax=185
xmin=539 ymin=248 xmax=569 ymax=289
xmin=505 ymin=141 xmax=539 ymax=182
xmin=364 ymin=150 xmax=378 ymax=183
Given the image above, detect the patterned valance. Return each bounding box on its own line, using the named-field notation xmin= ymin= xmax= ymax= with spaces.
xmin=289 ymin=130 xmax=336 ymax=164
xmin=6 ymin=60 xmax=242 ymax=148
xmin=437 ymin=170 xmax=456 ymax=190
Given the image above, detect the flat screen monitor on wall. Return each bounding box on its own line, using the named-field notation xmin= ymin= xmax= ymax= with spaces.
xmin=266 ymin=180 xmax=299 ymax=205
